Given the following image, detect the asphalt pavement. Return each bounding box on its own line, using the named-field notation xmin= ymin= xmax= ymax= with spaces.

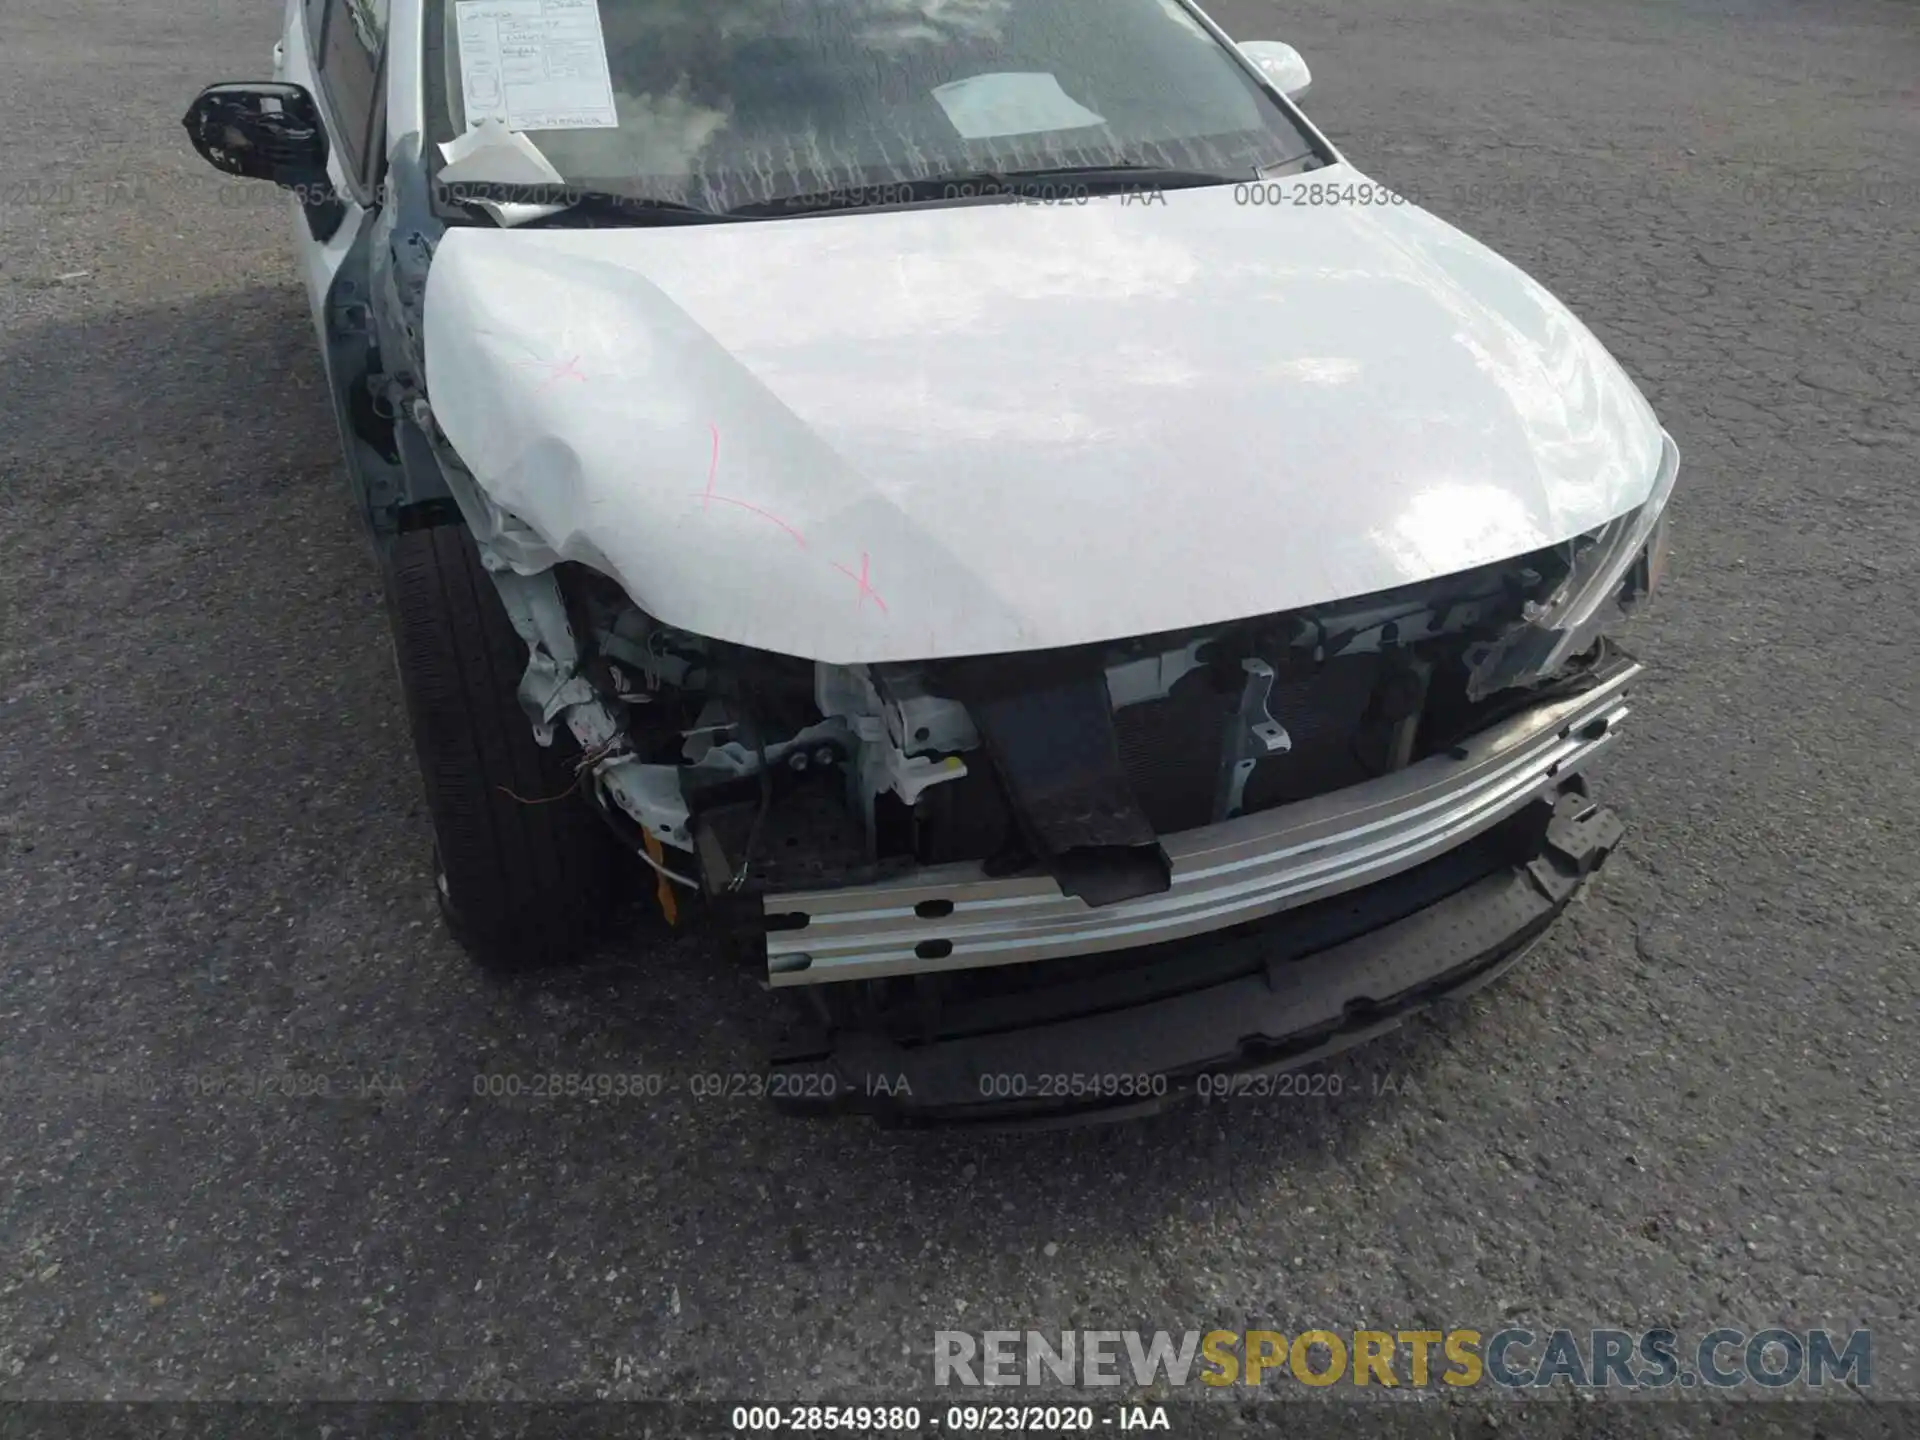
xmin=2 ymin=0 xmax=1916 ymax=1404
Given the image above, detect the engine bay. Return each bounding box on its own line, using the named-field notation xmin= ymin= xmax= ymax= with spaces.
xmin=483 ymin=544 xmax=1612 ymax=911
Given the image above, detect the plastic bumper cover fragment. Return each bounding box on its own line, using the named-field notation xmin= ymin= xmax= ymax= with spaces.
xmin=769 ymin=790 xmax=1624 ymax=1126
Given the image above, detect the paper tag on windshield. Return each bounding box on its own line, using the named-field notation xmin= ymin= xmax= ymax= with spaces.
xmin=931 ymin=73 xmax=1106 ymax=141
xmin=454 ymin=0 xmax=618 ymax=131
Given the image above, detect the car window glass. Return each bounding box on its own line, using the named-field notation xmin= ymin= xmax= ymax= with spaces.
xmin=317 ymin=0 xmax=388 ymax=185
xmin=433 ymin=0 xmax=1315 ymax=210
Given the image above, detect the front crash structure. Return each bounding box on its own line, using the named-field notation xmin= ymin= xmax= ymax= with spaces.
xmin=390 ymin=401 xmax=1666 ymax=1123
xmin=422 ymin=416 xmax=1647 ymax=960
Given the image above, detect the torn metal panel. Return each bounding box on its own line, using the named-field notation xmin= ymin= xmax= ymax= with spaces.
xmin=815 ymin=663 xmax=973 ymax=832
xmin=485 ymin=563 xmax=700 ymax=851
xmin=596 ymin=758 xmax=693 ymax=852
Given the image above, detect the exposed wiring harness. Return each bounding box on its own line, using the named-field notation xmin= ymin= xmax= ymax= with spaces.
xmin=636 ymin=840 xmax=701 ymax=891
xmin=726 ymin=721 xmax=775 ymax=895
xmin=500 ymin=730 xmax=704 ymax=890
xmin=496 ymin=732 xmax=623 ymax=806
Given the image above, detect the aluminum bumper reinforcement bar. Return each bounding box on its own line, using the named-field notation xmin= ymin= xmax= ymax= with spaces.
xmin=763 ymin=659 xmax=1641 ymax=986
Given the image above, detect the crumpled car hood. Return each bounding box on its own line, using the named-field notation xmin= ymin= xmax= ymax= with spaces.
xmin=421 ymin=164 xmax=1665 ymax=663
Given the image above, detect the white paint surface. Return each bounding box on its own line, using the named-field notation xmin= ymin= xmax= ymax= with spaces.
xmin=421 ymin=163 xmax=1667 ymax=663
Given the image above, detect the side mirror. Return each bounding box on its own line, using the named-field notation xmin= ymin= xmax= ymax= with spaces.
xmin=183 ymin=82 xmax=330 ymax=182
xmin=183 ymin=82 xmax=346 ymax=239
xmin=1238 ymin=41 xmax=1312 ymax=101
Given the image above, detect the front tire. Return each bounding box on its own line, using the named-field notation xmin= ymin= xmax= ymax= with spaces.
xmin=384 ymin=524 xmax=620 ymax=971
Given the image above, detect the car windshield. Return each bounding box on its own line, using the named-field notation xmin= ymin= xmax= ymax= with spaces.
xmin=428 ymin=0 xmax=1319 ymax=214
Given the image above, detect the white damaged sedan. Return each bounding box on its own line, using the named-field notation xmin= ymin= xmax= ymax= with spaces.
xmin=186 ymin=0 xmax=1676 ymax=1122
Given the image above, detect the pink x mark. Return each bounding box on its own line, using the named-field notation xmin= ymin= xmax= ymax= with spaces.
xmin=832 ymin=551 xmax=888 ymax=613
xmin=535 ymin=354 xmax=586 ymax=391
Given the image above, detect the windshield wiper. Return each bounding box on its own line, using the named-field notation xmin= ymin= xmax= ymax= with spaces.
xmin=728 ymin=163 xmax=1250 ymax=217
xmin=1254 ymin=151 xmax=1326 ymax=179
xmin=439 ymin=182 xmax=737 ymax=226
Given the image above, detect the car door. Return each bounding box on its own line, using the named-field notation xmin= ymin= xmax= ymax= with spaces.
xmin=277 ymin=0 xmax=387 ymax=349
